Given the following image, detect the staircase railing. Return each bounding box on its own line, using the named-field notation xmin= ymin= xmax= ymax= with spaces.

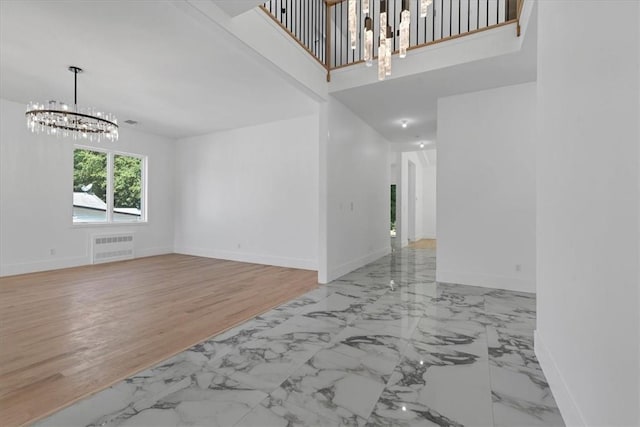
xmin=260 ymin=0 xmax=329 ymax=68
xmin=261 ymin=0 xmax=524 ymax=81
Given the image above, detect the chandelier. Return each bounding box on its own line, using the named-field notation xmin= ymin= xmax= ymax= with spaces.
xmin=349 ymin=0 xmax=433 ymax=81
xmin=25 ymin=66 xmax=118 ymax=142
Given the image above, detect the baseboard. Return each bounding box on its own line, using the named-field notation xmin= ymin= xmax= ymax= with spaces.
xmin=534 ymin=330 xmax=586 ymax=427
xmin=436 ymin=270 xmax=535 ymax=293
xmin=324 ymin=246 xmax=391 ymax=284
xmin=0 ymin=247 xmax=174 ymax=277
xmin=0 ymin=256 xmax=89 ymax=277
xmin=174 ymin=246 xmax=318 ymax=271
xmin=135 ymin=246 xmax=173 ymax=258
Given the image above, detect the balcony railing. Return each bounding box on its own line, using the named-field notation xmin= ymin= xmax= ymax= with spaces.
xmin=261 ymin=0 xmax=522 ymax=81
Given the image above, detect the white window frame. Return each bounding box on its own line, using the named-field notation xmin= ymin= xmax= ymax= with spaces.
xmin=73 ymin=145 xmax=148 ymax=225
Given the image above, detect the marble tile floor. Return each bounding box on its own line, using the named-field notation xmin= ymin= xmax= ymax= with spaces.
xmin=35 ymin=248 xmax=564 ymax=427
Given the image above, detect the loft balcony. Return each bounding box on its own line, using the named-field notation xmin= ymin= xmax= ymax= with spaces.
xmin=261 ymin=0 xmax=527 ymax=86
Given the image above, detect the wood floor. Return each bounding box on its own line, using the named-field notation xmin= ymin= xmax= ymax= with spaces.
xmin=408 ymin=239 xmax=437 ymax=249
xmin=0 ymin=254 xmax=318 ymax=427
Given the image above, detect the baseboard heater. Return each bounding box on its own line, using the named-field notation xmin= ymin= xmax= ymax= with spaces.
xmin=91 ymin=233 xmax=135 ymax=264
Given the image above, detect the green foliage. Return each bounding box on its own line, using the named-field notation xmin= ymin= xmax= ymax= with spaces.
xmin=114 ymin=155 xmax=142 ymax=209
xmin=390 ymin=184 xmax=396 ymax=230
xmin=73 ymin=149 xmax=107 ymax=201
xmin=73 ymin=149 xmax=142 ymax=210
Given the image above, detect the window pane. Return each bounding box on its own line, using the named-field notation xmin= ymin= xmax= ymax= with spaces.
xmin=113 ymin=154 xmax=143 ymax=222
xmin=73 ymin=149 xmax=108 ymax=223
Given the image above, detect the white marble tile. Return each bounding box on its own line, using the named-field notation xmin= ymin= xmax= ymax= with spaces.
xmin=234 ymin=394 xmax=336 ymax=427
xmin=254 ymin=312 xmax=347 ymax=346
xmin=371 ymin=321 xmax=493 ymax=427
xmin=292 ymin=293 xmax=371 ymax=323
xmin=209 ymin=336 xmax=323 ymax=392
xmin=271 ymin=348 xmax=386 ymax=424
xmin=328 ymin=326 xmax=411 ymax=376
xmin=370 ymin=360 xmax=494 ymax=427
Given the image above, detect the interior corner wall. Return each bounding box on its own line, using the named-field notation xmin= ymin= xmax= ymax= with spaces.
xmin=535 ymin=1 xmax=640 ymax=426
xmin=173 ymin=113 xmax=319 ymax=271
xmin=321 ymin=96 xmax=390 ymax=283
xmin=436 ymin=82 xmax=536 ymax=293
xmin=0 ymin=98 xmax=176 ymax=277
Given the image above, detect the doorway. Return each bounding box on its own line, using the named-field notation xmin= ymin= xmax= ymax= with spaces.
xmin=390 ymin=184 xmax=397 ymax=237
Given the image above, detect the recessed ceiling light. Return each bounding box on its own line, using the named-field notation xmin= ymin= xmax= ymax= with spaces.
xmin=401 ymin=120 xmax=408 ymax=128
xmin=419 ymin=142 xmax=425 ymax=148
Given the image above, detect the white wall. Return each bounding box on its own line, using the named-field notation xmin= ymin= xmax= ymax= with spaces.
xmin=436 ymin=82 xmax=536 ymax=293
xmin=183 ymin=1 xmax=328 ymax=101
xmin=0 ymin=98 xmax=175 ymax=276
xmin=400 ymin=152 xmax=424 ymax=246
xmin=535 ymin=2 xmax=640 ymax=426
xmin=174 ymin=113 xmax=319 ymax=271
xmin=422 ymin=150 xmax=437 ymax=239
xmin=320 ymin=96 xmax=390 ymax=283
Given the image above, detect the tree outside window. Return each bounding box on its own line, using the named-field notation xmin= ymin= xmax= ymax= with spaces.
xmin=73 ymin=148 xmax=145 ymax=223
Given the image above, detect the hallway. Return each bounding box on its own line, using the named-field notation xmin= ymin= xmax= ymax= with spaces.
xmin=37 ymin=247 xmax=563 ymax=427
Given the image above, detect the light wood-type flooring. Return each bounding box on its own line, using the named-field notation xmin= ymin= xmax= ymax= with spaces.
xmin=0 ymin=254 xmax=318 ymax=427
xmin=407 ymin=239 xmax=437 ymax=249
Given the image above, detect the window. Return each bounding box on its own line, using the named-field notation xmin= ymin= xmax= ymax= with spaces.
xmin=73 ymin=147 xmax=146 ymax=224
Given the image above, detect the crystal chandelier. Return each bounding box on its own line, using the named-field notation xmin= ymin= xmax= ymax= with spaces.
xmin=25 ymin=66 xmax=118 ymax=142
xmin=347 ymin=0 xmax=420 ymax=80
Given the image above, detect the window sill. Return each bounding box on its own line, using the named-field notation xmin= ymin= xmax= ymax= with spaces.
xmin=71 ymin=221 xmax=149 ymax=228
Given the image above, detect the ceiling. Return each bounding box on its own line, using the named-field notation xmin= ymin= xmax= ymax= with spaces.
xmin=332 ymin=6 xmax=538 ymax=150
xmin=0 ymin=0 xmax=317 ymax=139
xmin=0 ymin=1 xmax=536 ymax=145
xmin=213 ymin=0 xmax=266 ymax=17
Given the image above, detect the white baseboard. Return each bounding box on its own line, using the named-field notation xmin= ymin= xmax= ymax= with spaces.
xmin=135 ymin=246 xmax=173 ymax=258
xmin=174 ymin=246 xmax=318 ymax=271
xmin=323 ymin=246 xmax=391 ymax=284
xmin=436 ymin=270 xmax=535 ymax=293
xmin=0 ymin=247 xmax=174 ymax=277
xmin=534 ymin=330 xmax=586 ymax=426
xmin=0 ymin=256 xmax=89 ymax=277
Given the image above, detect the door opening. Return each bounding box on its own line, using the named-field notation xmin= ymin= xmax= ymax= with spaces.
xmin=390 ymin=184 xmax=397 ymax=238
